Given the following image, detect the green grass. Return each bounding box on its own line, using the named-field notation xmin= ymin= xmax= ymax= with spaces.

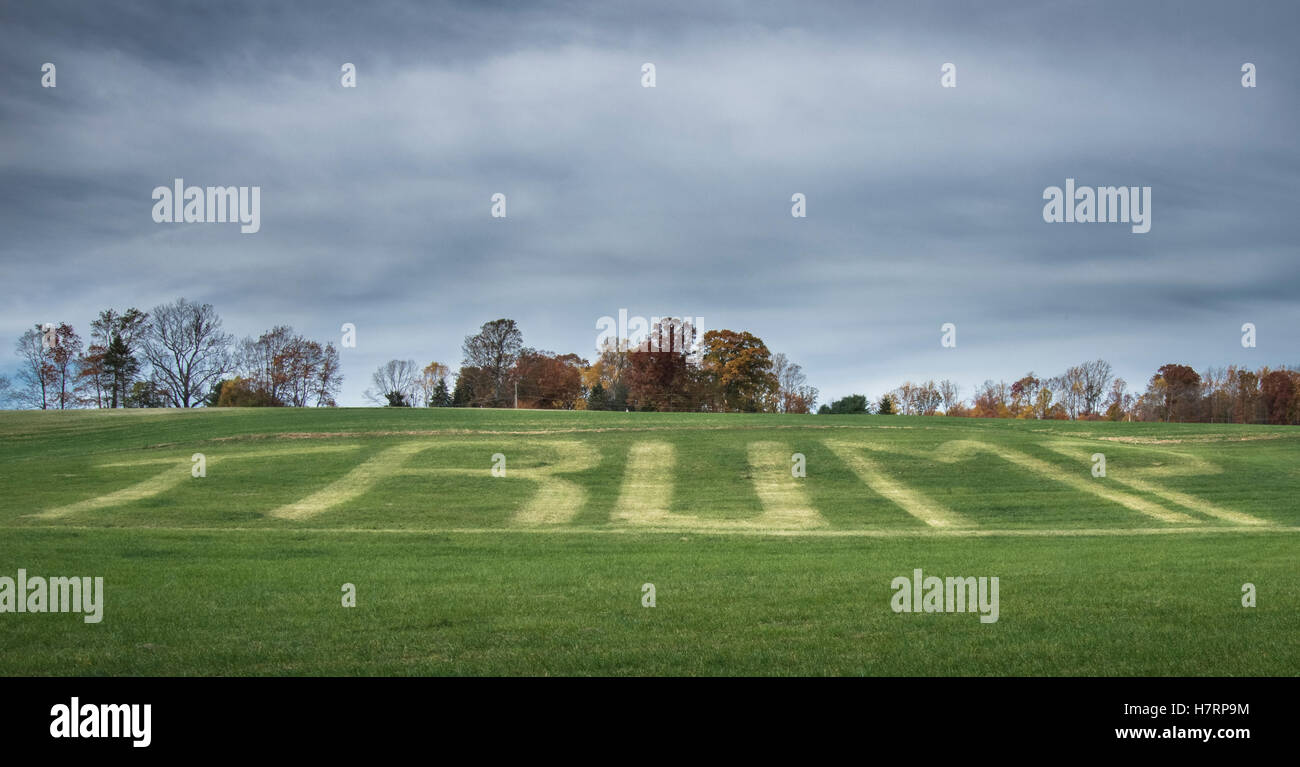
xmin=0 ymin=408 xmax=1297 ymax=675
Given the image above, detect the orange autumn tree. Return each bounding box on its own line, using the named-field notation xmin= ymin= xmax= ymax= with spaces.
xmin=513 ymin=350 xmax=585 ymax=409
xmin=699 ymin=329 xmax=778 ymax=413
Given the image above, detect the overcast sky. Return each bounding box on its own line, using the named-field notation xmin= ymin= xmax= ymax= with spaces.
xmin=2 ymin=0 xmax=1297 ymax=407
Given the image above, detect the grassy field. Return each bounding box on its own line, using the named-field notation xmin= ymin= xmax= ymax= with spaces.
xmin=1 ymin=408 xmax=1297 ymax=675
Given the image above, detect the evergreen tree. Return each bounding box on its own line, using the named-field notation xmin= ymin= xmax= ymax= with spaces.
xmin=827 ymin=394 xmax=870 ymax=414
xmin=203 ymin=379 xmax=229 ymax=407
xmin=102 ymin=332 xmax=140 ymax=408
xmin=432 ymin=377 xmax=452 ymax=407
xmin=586 ymin=381 xmax=607 ymax=411
xmin=452 ymin=369 xmax=476 ymax=406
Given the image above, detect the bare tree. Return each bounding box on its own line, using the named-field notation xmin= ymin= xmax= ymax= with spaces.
xmin=280 ymin=339 xmax=340 ymax=407
xmin=365 ymin=359 xmax=420 ymax=406
xmin=938 ymin=379 xmax=961 ymax=413
xmin=238 ymin=325 xmax=294 ymax=404
xmin=141 ymin=298 xmax=234 ymax=408
xmin=894 ymin=381 xmax=918 ymax=415
xmin=14 ymin=325 xmax=55 ymax=409
xmin=770 ymin=352 xmax=790 ymax=411
xmin=235 ymin=326 xmax=342 ymax=407
xmin=772 ymin=352 xmax=818 ymax=413
xmin=1079 ymin=359 xmax=1113 ymax=416
xmin=1052 ymin=366 xmax=1087 ymax=419
xmin=1105 ymin=377 xmax=1133 ymax=420
xmin=594 ymin=337 xmax=629 ymax=388
xmin=45 ymin=323 xmax=83 ymax=409
xmin=915 ymin=380 xmax=943 ymax=415
xmin=312 ymin=343 xmax=343 ymax=407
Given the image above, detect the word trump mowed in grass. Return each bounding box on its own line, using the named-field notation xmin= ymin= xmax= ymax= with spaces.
xmin=35 ymin=429 xmax=1273 ymax=533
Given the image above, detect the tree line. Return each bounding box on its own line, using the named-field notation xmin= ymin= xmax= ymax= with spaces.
xmin=6 ymin=298 xmax=342 ymax=410
xmin=365 ymin=317 xmax=819 ymax=414
xmin=4 ymin=303 xmax=1296 ymax=424
xmin=823 ymin=359 xmax=1300 ymax=425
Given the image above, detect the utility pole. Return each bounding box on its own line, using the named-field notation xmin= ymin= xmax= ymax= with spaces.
xmin=514 ymin=381 xmax=518 ymax=409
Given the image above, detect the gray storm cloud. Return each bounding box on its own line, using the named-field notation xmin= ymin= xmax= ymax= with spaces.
xmin=1 ymin=0 xmax=1296 ymax=406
